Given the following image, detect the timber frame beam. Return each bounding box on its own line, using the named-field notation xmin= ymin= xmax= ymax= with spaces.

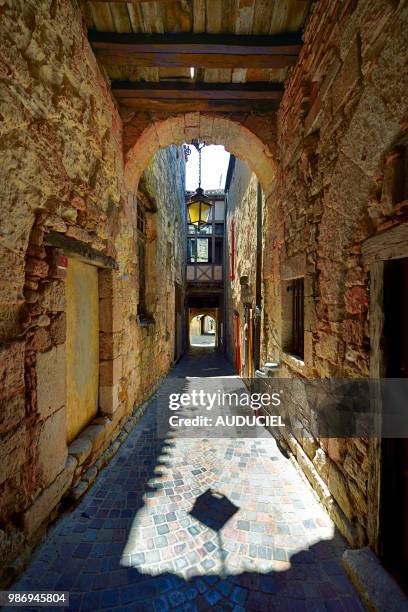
xmin=88 ymin=31 xmax=302 ymax=69
xmin=111 ymin=80 xmax=284 ymax=112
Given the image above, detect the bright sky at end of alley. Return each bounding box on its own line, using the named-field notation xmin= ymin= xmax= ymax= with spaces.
xmin=185 ymin=145 xmax=230 ymax=191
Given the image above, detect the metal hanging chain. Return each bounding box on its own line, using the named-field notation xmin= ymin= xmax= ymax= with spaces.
xmin=192 ymin=140 xmax=206 ymax=190
xmin=198 ymin=146 xmax=202 ymax=188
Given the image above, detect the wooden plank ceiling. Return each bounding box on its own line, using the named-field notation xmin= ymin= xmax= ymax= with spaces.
xmin=82 ymin=0 xmax=310 ymax=113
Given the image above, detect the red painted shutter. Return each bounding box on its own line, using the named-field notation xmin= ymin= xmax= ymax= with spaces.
xmin=230 ymin=220 xmax=235 ymax=281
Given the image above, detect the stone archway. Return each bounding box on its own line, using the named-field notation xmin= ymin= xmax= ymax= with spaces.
xmin=122 ymin=112 xmax=277 ymax=196
xmin=188 ymin=308 xmax=218 ymax=327
xmin=189 ymin=307 xmax=218 ymax=348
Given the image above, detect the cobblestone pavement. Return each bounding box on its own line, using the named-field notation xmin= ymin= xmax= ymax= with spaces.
xmin=190 ymin=334 xmax=216 ymax=347
xmin=10 ymin=349 xmax=364 ymax=611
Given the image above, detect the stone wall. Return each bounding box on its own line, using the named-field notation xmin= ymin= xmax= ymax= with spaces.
xmin=0 ymin=0 xmax=185 ymax=584
xmin=134 ymin=146 xmax=186 ymax=402
xmin=262 ymin=0 xmax=408 ymax=547
xmin=225 ymin=159 xmax=260 ymax=370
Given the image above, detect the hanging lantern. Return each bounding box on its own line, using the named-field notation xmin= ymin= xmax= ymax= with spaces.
xmin=186 ymin=142 xmax=213 ymax=227
xmin=187 ymin=187 xmax=212 ymax=226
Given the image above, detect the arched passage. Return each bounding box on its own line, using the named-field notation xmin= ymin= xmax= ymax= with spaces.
xmin=123 ymin=113 xmax=276 ymax=196
xmin=188 ymin=307 xmax=218 ymax=348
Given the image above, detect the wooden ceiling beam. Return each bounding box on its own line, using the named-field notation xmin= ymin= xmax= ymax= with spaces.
xmin=89 ymin=1 xmax=177 ymax=3
xmin=111 ymin=80 xmax=284 ymax=100
xmin=89 ymin=31 xmax=302 ymax=69
xmin=115 ymin=98 xmax=279 ymax=112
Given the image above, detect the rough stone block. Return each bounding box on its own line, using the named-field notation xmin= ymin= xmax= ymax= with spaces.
xmin=155 ymin=121 xmax=174 ymax=148
xmin=65 ymin=226 xmax=91 ymax=244
xmin=184 ymin=112 xmax=200 ymax=128
xmin=0 ymin=426 xmax=27 ymax=486
xmin=25 ymin=258 xmax=49 ymax=278
xmin=37 ymin=406 xmax=68 ymax=488
xmin=328 ymin=462 xmax=354 ymax=521
xmin=27 ymin=327 xmax=52 ymax=352
xmin=43 ymin=215 xmax=67 ymax=234
xmin=71 ymin=480 xmax=89 ymax=501
xmin=304 ymin=297 xmax=316 ymax=332
xmin=78 ymin=423 xmax=106 ymax=452
xmin=36 ymin=345 xmax=66 ymax=420
xmin=83 ymin=466 xmax=98 ymax=484
xmin=300 ymin=433 xmax=318 ymax=461
xmin=68 ymin=437 xmax=92 ymax=466
xmin=287 ymin=433 xmax=332 ymax=506
xmin=99 ymin=297 xmax=122 ymax=333
xmin=0 ymin=394 xmax=25 ymax=435
xmin=315 ymin=332 xmax=340 ymax=362
xmin=342 ymin=547 xmax=408 ymax=612
xmin=341 ymin=319 xmax=364 ymax=346
xmin=184 ymin=127 xmax=199 ymax=142
xmin=304 ymin=331 xmax=314 ymax=368
xmin=199 ymin=115 xmax=214 ymax=141
xmin=348 ymin=479 xmax=367 ymax=520
xmin=327 ymin=438 xmax=347 ymax=463
xmin=313 ymin=447 xmax=329 ymax=481
xmin=329 ymin=501 xmax=365 ymax=548
xmin=30 ymin=228 xmax=44 ymax=246
xmin=49 ymin=312 xmax=66 ymax=345
xmin=345 ymin=287 xmax=369 ymax=315
xmin=99 ymin=356 xmax=122 ymax=386
xmin=23 ymin=456 xmax=76 ymax=538
xmin=332 ymin=38 xmax=361 ymax=112
xmin=343 ymin=453 xmax=367 ymax=493
xmin=98 ymin=269 xmax=114 ymax=299
xmin=27 ymin=243 xmax=46 ymax=260
xmin=341 ymin=80 xmax=401 ymax=177
xmin=39 ymin=281 xmax=65 ymax=312
xmin=0 ymin=341 xmax=25 ymax=401
xmin=99 ymin=331 xmax=122 ymax=360
xmin=99 ymin=384 xmax=120 ymax=415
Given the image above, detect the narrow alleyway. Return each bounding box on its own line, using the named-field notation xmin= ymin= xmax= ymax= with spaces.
xmin=190 ymin=335 xmax=216 ymax=347
xmin=10 ymin=349 xmax=363 ymax=611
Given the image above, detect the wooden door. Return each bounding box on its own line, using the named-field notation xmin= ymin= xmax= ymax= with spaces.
xmin=380 ymin=257 xmax=408 ymax=590
xmin=400 ymin=259 xmax=408 ymax=580
xmin=66 ymin=258 xmax=99 ymax=443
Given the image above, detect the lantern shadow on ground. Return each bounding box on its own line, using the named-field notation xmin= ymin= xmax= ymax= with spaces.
xmin=188 ymin=489 xmax=239 ymax=532
xmin=9 ymin=349 xmax=364 ymax=611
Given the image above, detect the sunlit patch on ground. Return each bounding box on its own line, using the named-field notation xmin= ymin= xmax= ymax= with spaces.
xmin=11 ymin=350 xmax=362 ymax=611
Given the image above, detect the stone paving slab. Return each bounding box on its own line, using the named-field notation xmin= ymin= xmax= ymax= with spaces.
xmin=8 ymin=349 xmax=365 ymax=611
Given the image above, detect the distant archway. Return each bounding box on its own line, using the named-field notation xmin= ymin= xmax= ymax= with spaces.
xmin=188 ymin=308 xmax=218 ymax=348
xmin=123 ymin=112 xmax=277 ymax=196
xmin=190 ymin=314 xmax=216 ymax=348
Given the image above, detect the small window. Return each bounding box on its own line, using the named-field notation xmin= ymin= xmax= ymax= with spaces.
xmin=214 ymin=201 xmax=224 ymax=221
xmin=214 ymin=237 xmax=223 ymax=264
xmin=187 ymin=237 xmax=210 ymax=263
xmin=187 ymin=223 xmax=212 ymax=236
xmin=198 ymin=224 xmax=213 ymax=236
xmin=282 ymin=277 xmax=304 ymax=360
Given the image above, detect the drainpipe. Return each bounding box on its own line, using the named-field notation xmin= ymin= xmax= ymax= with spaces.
xmin=253 ymin=181 xmax=263 ymax=372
